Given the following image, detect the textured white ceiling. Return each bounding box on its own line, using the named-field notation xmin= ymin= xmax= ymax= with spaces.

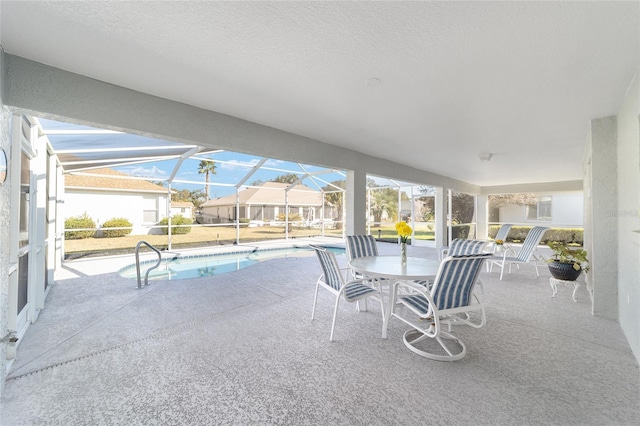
xmin=1 ymin=1 xmax=638 ymax=187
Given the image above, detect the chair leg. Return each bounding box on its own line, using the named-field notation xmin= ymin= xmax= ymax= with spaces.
xmin=330 ymin=296 xmax=341 ymax=341
xmin=311 ymin=282 xmax=320 ymax=320
xmin=499 ymin=262 xmax=505 ymax=280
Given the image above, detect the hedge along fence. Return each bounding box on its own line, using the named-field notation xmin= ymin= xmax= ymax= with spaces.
xmin=159 ymin=215 xmax=193 ymax=235
xmin=64 ymin=213 xmax=96 ymax=240
xmin=488 ymin=225 xmax=584 ymax=245
xmin=101 ymin=217 xmax=133 ymax=238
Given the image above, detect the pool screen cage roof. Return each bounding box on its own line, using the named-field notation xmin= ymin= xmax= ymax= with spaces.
xmin=37 ymin=117 xmax=351 ymax=198
xmin=37 ymin=116 xmax=431 ymax=250
xmin=38 ymin=117 xmax=428 ymax=198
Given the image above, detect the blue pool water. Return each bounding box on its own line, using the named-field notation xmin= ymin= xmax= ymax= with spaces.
xmin=119 ymin=246 xmax=344 ymax=281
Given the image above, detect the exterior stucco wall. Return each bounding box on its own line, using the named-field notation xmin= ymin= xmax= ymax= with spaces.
xmin=616 ymin=71 xmax=640 ymax=361
xmin=0 ymin=51 xmax=11 ymax=391
xmin=64 ymin=190 xmax=169 ymax=235
xmin=497 ymin=193 xmax=584 ymax=227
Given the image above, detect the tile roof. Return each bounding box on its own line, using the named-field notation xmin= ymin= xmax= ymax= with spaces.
xmin=65 ymin=168 xmax=167 ymax=193
xmin=202 ymin=182 xmax=322 ymax=207
xmin=171 ymin=201 xmax=194 ymax=208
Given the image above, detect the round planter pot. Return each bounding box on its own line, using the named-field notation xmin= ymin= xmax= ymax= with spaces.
xmin=548 ymin=261 xmax=582 ymax=281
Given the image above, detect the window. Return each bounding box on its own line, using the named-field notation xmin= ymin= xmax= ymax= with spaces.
xmin=526 ymin=196 xmax=552 ymax=221
xmin=142 ymin=196 xmax=158 ymax=223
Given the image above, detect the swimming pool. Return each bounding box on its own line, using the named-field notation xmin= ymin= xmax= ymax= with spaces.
xmin=119 ymin=246 xmax=345 ymax=281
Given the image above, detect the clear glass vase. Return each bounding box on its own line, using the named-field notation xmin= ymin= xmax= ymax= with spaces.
xmin=401 ymin=242 xmax=407 ymax=265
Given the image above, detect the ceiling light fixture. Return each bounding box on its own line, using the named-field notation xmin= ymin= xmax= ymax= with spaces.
xmin=366 ymin=77 xmax=381 ymax=87
xmin=479 ymin=152 xmax=493 ymax=162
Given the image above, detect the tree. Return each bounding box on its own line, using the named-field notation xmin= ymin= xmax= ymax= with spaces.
xmin=270 ymin=173 xmax=300 ymax=184
xmin=197 ymin=160 xmax=217 ymax=200
xmin=368 ymin=188 xmax=399 ymax=226
xmin=488 ymin=193 xmax=538 ymax=208
xmin=323 ymin=180 xmax=346 ymax=225
xmin=171 ymin=188 xmax=207 ymax=209
xmin=450 ymin=192 xmax=475 ymax=224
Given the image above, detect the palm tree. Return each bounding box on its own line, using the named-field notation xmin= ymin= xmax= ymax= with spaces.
xmin=197 ymin=160 xmax=217 ymax=200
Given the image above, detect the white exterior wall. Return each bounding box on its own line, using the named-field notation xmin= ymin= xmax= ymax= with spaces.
xmin=615 ymin=71 xmax=640 ymax=361
xmin=64 ymin=190 xmax=168 ymax=235
xmin=170 ymin=206 xmax=192 ymax=218
xmin=498 ymin=193 xmax=584 ymax=227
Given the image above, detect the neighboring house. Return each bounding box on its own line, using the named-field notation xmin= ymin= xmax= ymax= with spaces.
xmin=170 ymin=201 xmax=194 ymax=218
xmin=64 ymin=168 xmax=169 ymax=235
xmin=200 ymin=181 xmax=334 ymax=225
xmin=492 ymin=192 xmax=583 ymax=228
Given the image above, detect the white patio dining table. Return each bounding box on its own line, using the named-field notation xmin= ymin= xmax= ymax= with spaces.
xmin=348 ymin=255 xmax=441 ymax=338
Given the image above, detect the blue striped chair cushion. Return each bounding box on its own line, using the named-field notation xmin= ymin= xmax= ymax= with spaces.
xmin=344 ymin=282 xmax=378 ymax=301
xmin=346 ymin=235 xmax=379 ymax=259
xmin=400 ymin=294 xmax=431 ymax=316
xmin=400 ymin=254 xmax=490 ymax=314
xmin=314 ymin=248 xmax=343 ymax=291
xmin=432 ymin=255 xmax=487 ymax=310
xmin=448 ymin=239 xmax=487 ymax=256
xmin=515 ymin=226 xmax=549 ymax=262
xmin=494 ymin=224 xmax=512 ymax=241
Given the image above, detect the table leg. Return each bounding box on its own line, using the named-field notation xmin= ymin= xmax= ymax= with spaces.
xmin=382 ymin=281 xmax=400 ymax=339
xmin=550 ymin=278 xmax=558 ymax=298
xmin=572 ymin=282 xmax=580 ymax=303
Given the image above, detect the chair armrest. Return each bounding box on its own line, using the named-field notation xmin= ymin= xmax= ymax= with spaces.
xmin=438 ymin=246 xmax=450 ymax=261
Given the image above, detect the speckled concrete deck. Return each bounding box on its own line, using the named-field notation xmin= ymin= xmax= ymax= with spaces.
xmin=2 ymin=240 xmax=639 ymax=425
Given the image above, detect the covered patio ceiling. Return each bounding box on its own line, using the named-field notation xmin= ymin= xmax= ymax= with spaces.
xmin=4 ymin=2 xmax=637 ymax=188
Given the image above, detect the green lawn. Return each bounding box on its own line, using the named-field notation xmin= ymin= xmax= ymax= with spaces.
xmin=63 ymin=223 xmax=435 ymax=258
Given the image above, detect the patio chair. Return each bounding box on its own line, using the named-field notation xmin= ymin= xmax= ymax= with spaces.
xmin=439 ymin=238 xmax=490 ymax=260
xmin=488 ymin=226 xmax=549 ymax=280
xmin=311 ymin=245 xmax=385 ymax=341
xmin=345 ymin=235 xmax=385 ymax=301
xmin=433 ymin=239 xmax=490 ymax=292
xmin=345 ymin=235 xmax=379 ymax=266
xmin=486 ymin=224 xmax=513 ymax=253
xmin=388 ymin=253 xmax=491 ymax=361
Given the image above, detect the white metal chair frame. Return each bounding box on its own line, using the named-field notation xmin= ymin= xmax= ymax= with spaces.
xmin=311 ymin=245 xmax=385 ymax=341
xmin=487 ymin=223 xmax=513 ymax=252
xmin=488 ymin=226 xmax=549 ymax=280
xmin=388 ymin=254 xmax=490 ymax=361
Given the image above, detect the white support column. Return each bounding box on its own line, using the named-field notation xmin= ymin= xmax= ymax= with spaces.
xmin=434 ymin=187 xmax=447 ymax=248
xmin=476 ymin=194 xmax=489 ymax=240
xmin=346 ymin=170 xmax=366 ymax=236
xmin=167 ymin=183 xmax=172 ymax=250
xmin=587 ymin=116 xmax=618 ymax=320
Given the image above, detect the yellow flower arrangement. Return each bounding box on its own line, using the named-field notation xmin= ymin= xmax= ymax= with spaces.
xmin=495 ymin=239 xmax=504 ymax=245
xmin=395 ymin=221 xmax=412 ymax=243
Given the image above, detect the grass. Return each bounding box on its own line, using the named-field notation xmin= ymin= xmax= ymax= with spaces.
xmin=63 ymin=224 xmax=435 ymax=258
xmin=64 ymin=225 xmax=342 ymax=257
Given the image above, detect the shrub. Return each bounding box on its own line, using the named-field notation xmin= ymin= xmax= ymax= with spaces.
xmin=277 ymin=213 xmax=302 ymax=232
xmin=101 ymin=217 xmax=133 ymax=238
xmin=488 ymin=225 xmax=583 ymax=245
xmin=159 ymin=215 xmax=192 ymax=235
xmin=65 ymin=213 xmax=96 ymax=240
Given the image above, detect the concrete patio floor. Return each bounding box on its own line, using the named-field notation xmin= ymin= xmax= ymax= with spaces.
xmin=1 ymin=239 xmax=639 ymax=425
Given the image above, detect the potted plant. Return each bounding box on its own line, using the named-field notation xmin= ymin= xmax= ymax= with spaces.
xmin=546 ymin=241 xmax=590 ymax=281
